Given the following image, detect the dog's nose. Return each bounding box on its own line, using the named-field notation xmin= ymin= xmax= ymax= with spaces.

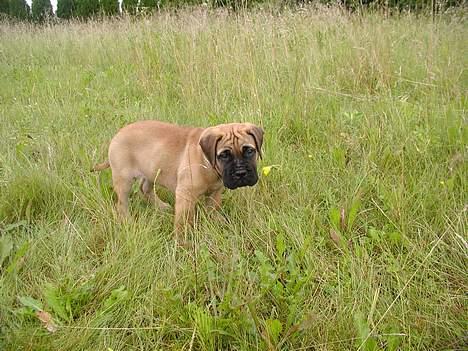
xmin=235 ymin=169 xmax=247 ymax=177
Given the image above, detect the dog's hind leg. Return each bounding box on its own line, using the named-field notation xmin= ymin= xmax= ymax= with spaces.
xmin=112 ymin=174 xmax=133 ymax=218
xmin=139 ymin=178 xmax=171 ymax=211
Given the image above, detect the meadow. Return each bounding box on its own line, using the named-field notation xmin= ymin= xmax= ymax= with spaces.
xmin=0 ymin=6 xmax=466 ymax=350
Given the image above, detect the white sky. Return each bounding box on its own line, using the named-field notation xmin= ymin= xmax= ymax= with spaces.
xmin=26 ymin=1 xmax=124 ymax=12
xmin=26 ymin=1 xmax=58 ymax=12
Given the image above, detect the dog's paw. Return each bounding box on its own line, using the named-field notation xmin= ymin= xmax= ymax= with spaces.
xmin=210 ymin=211 xmax=230 ymax=225
xmin=158 ymin=202 xmax=172 ymax=212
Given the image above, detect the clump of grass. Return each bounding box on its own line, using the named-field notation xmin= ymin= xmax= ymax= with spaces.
xmin=0 ymin=167 xmax=72 ymax=223
xmin=0 ymin=5 xmax=466 ymax=350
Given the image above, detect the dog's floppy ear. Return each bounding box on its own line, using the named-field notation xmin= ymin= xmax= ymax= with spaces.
xmin=199 ymin=129 xmax=222 ymax=167
xmin=247 ymin=124 xmax=264 ymax=159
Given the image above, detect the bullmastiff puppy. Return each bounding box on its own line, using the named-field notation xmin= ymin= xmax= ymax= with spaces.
xmin=92 ymin=120 xmax=264 ymax=231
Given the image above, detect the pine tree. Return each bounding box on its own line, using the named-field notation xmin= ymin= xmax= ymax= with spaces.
xmin=57 ymin=0 xmax=76 ymax=19
xmin=122 ymin=0 xmax=138 ymax=15
xmin=9 ymin=0 xmax=30 ymax=20
xmin=0 ymin=0 xmax=9 ymax=15
xmin=32 ymin=0 xmax=53 ymax=22
xmin=100 ymin=0 xmax=119 ymax=16
xmin=75 ymin=0 xmax=99 ymax=19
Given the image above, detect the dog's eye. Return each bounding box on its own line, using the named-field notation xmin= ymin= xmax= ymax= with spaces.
xmin=244 ymin=147 xmax=256 ymax=157
xmin=217 ymin=150 xmax=232 ymax=160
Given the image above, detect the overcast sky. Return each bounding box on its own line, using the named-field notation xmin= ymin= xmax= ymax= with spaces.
xmin=26 ymin=0 xmax=57 ymax=11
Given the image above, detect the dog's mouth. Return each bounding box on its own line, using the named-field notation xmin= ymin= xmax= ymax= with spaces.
xmin=223 ymin=167 xmax=258 ymax=190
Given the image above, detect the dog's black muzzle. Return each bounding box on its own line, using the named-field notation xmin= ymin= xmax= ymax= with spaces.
xmin=223 ymin=162 xmax=258 ymax=190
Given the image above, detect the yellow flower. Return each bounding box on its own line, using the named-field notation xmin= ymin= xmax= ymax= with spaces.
xmin=262 ymin=166 xmax=272 ymax=176
xmin=262 ymin=165 xmax=280 ymax=177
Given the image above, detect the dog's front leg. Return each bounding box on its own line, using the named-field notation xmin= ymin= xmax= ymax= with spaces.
xmin=205 ymin=188 xmax=229 ymax=225
xmin=205 ymin=188 xmax=222 ymax=211
xmin=174 ymin=188 xmax=197 ymax=233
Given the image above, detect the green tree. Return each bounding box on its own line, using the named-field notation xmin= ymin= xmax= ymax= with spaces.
xmin=9 ymin=0 xmax=30 ymax=20
xmin=100 ymin=0 xmax=119 ymax=16
xmin=122 ymin=0 xmax=138 ymax=15
xmin=75 ymin=0 xmax=99 ymax=19
xmin=0 ymin=0 xmax=9 ymax=15
xmin=57 ymin=0 xmax=76 ymax=19
xmin=140 ymin=0 xmax=157 ymax=12
xmin=32 ymin=0 xmax=53 ymax=22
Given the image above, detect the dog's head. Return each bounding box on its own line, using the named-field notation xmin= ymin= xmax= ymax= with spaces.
xmin=199 ymin=123 xmax=264 ymax=190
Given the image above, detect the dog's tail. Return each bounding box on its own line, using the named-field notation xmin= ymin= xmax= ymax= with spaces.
xmin=91 ymin=160 xmax=110 ymax=172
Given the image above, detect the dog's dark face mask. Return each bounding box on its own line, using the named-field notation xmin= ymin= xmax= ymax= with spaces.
xmin=217 ymin=146 xmax=258 ymax=189
xmin=199 ymin=123 xmax=264 ymax=190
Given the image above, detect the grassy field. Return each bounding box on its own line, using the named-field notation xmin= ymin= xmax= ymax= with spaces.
xmin=0 ymin=6 xmax=466 ymax=350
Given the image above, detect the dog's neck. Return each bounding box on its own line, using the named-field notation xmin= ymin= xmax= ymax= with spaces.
xmin=201 ymin=153 xmax=223 ymax=181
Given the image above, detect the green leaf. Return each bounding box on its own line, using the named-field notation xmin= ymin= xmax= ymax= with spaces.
xmin=329 ymin=207 xmax=341 ymax=230
xmin=388 ymin=231 xmax=402 ymax=245
xmin=255 ymin=250 xmax=276 ymax=290
xmin=272 ymin=281 xmax=284 ymax=299
xmin=18 ymin=296 xmax=43 ymax=312
xmin=446 ymin=177 xmax=455 ymax=191
xmin=0 ymin=236 xmax=13 ymax=267
xmin=102 ymin=285 xmax=129 ymax=312
xmin=347 ymin=198 xmax=361 ymax=231
xmin=254 ymin=250 xmax=268 ymax=265
xmin=15 ymin=306 xmax=36 ymax=318
xmin=6 ymin=241 xmax=29 ymax=274
xmin=332 ymin=147 xmax=346 ymax=168
xmin=354 ymin=312 xmax=378 ymax=351
xmin=44 ymin=284 xmax=70 ymax=321
xmin=265 ymin=318 xmax=283 ymax=345
xmin=2 ymin=220 xmax=27 ymax=232
xmin=387 ymin=335 xmax=402 ymax=351
xmin=275 ymin=233 xmax=286 ymax=257
xmin=368 ymin=227 xmax=382 ymax=242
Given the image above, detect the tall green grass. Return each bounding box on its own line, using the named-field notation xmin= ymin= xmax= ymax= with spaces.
xmin=0 ymin=6 xmax=466 ymax=350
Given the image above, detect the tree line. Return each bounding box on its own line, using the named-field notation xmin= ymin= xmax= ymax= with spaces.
xmin=0 ymin=0 xmax=464 ymax=22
